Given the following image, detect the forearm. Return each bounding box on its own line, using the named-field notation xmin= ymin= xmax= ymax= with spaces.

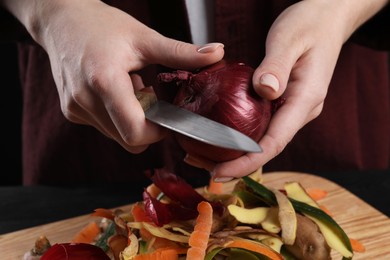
xmin=342 ymin=0 xmax=388 ymax=33
xmin=0 ymin=0 xmax=46 ymax=43
xmin=0 ymin=1 xmax=29 ymax=41
xmin=0 ymin=0 xmax=36 ymax=29
xmin=312 ymin=0 xmax=389 ymax=43
xmin=350 ymin=2 xmax=390 ymax=50
xmin=0 ymin=0 xmax=100 ymax=46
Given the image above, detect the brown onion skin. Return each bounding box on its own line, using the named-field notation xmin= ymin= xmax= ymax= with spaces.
xmin=158 ymin=60 xmax=272 ymax=162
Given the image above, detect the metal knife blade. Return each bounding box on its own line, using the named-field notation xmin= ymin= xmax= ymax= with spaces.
xmin=136 ymin=90 xmax=262 ymax=153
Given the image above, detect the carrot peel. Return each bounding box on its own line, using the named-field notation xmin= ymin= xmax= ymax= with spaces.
xmin=91 ymin=208 xmax=115 ymax=220
xmin=71 ymin=221 xmax=100 ymax=244
xmin=350 ymin=238 xmax=366 ymax=253
xmin=133 ymin=247 xmax=181 ymax=260
xmin=207 ymin=178 xmax=223 ymax=194
xmin=187 ymin=201 xmax=213 ymax=260
xmin=224 ymin=239 xmax=283 ymax=260
xmin=306 ymin=187 xmax=328 ymax=201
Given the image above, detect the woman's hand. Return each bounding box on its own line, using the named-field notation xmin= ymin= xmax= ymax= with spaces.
xmin=188 ymin=0 xmax=388 ymax=181
xmin=1 ymin=0 xmax=224 ymax=153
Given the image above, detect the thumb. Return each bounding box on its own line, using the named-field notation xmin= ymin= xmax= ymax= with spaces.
xmin=146 ymin=35 xmax=225 ymax=70
xmin=252 ymin=42 xmax=299 ymax=101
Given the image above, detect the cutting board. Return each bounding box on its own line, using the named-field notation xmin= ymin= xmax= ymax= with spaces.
xmin=1 ymin=172 xmax=390 ymax=259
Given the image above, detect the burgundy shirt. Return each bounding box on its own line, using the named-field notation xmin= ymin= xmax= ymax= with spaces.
xmin=2 ymin=0 xmax=389 ymax=185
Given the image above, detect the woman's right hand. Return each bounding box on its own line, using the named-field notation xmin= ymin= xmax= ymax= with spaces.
xmin=1 ymin=0 xmax=224 ymax=153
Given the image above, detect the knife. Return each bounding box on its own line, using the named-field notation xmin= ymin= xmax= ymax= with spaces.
xmin=135 ymin=90 xmax=262 ymax=153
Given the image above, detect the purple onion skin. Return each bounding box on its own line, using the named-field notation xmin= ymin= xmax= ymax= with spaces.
xmin=41 ymin=243 xmax=110 ymax=260
xmin=158 ymin=60 xmax=272 ymax=162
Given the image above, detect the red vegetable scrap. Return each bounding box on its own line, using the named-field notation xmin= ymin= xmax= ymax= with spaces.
xmin=143 ymin=191 xmax=173 ymax=226
xmin=158 ymin=60 xmax=274 ymax=162
xmin=148 ymin=168 xmax=206 ymax=209
xmin=143 ymin=190 xmax=198 ymax=226
xmin=143 ymin=169 xmax=225 ymax=226
xmin=41 ymin=243 xmax=110 ymax=260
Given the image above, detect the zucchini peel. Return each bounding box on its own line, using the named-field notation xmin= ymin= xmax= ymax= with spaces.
xmin=242 ymin=176 xmax=353 ymax=259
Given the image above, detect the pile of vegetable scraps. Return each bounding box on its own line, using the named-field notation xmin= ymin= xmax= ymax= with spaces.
xmin=25 ymin=168 xmax=365 ymax=260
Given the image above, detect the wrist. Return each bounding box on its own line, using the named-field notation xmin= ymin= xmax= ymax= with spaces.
xmin=327 ymin=0 xmax=389 ymax=42
xmin=0 ymin=0 xmax=40 ymax=39
xmin=0 ymin=0 xmax=100 ymax=46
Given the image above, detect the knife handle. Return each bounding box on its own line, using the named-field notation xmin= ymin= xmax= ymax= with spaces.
xmin=135 ymin=89 xmax=158 ymax=111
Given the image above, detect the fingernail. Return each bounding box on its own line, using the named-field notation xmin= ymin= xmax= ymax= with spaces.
xmin=213 ymin=177 xmax=233 ymax=183
xmin=260 ymin=73 xmax=279 ymax=92
xmin=197 ymin=42 xmax=224 ymax=53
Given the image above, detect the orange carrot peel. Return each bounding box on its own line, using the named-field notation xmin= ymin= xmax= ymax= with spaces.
xmin=91 ymin=208 xmax=115 ymax=221
xmin=187 ymin=201 xmax=213 ymax=260
xmin=306 ymin=187 xmax=328 ymax=201
xmin=224 ymin=239 xmax=283 ymax=260
xmin=350 ymin=238 xmax=366 ymax=253
xmin=207 ymin=178 xmax=224 ymax=194
xmin=133 ymin=247 xmax=186 ymax=260
xmin=71 ymin=221 xmax=100 ymax=244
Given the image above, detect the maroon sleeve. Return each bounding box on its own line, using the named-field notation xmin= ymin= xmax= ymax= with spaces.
xmin=350 ymin=4 xmax=390 ymax=50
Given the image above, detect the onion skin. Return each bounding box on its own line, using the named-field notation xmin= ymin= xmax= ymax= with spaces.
xmin=143 ymin=168 xmax=225 ymax=226
xmin=40 ymin=243 xmax=110 ymax=260
xmin=158 ymin=60 xmax=272 ymax=162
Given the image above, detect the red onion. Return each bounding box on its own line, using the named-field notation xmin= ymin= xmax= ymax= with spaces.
xmin=158 ymin=60 xmax=272 ymax=162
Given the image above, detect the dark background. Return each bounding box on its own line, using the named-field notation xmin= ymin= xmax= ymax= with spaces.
xmin=0 ymin=42 xmax=22 ymax=185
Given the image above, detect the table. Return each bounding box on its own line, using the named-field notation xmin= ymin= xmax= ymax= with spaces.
xmin=1 ymin=171 xmax=390 ymax=259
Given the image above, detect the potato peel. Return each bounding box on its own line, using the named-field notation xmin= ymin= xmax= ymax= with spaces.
xmin=272 ymin=188 xmax=297 ymax=245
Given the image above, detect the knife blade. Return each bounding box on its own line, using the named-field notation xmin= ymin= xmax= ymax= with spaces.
xmin=136 ymin=90 xmax=262 ymax=153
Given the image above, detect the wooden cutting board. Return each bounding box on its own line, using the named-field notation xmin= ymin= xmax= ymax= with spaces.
xmin=1 ymin=172 xmax=390 ymax=259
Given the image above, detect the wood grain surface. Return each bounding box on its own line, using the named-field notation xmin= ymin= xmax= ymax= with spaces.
xmin=1 ymin=172 xmax=389 ymax=259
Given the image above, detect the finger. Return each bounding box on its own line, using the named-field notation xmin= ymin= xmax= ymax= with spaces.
xmin=67 ymin=88 xmax=151 ymax=153
xmin=130 ymin=73 xmax=147 ymax=90
xmin=252 ymin=30 xmax=305 ymax=101
xmin=211 ymin=153 xmax=263 ymax=180
xmin=65 ymin=83 xmax=121 ymax=139
xmin=212 ymin=84 xmax=324 ymax=179
xmin=183 ymin=153 xmax=216 ymax=172
xmin=81 ymin=108 xmax=151 ymax=154
xmin=64 ymin=105 xmax=114 ymax=139
xmin=98 ymin=70 xmax=167 ymax=147
xmin=69 ymin=68 xmax=163 ymax=152
xmin=60 ymin=87 xmax=118 ymax=139
xmin=144 ymin=34 xmax=225 ymax=70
